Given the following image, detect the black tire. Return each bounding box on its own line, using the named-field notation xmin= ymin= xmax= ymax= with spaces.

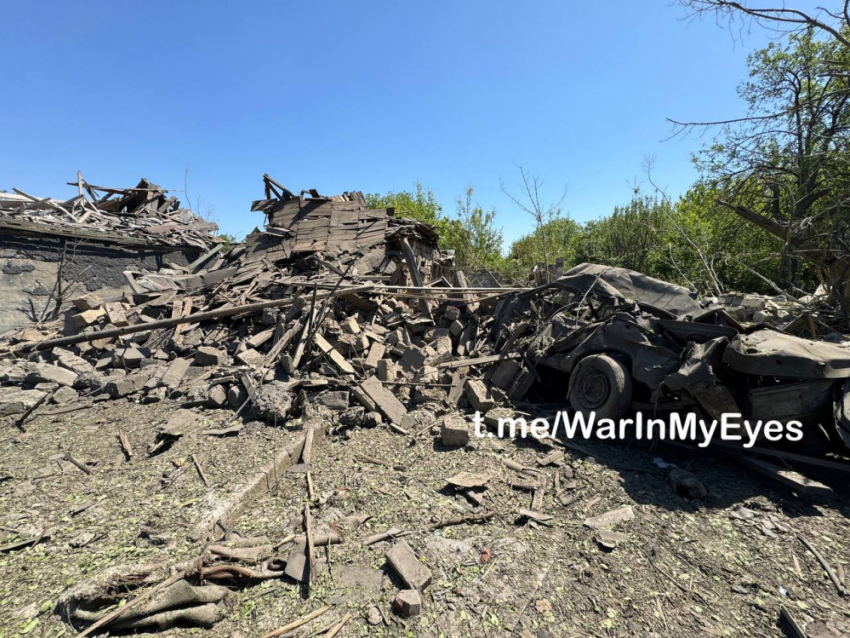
xmin=567 ymin=354 xmax=633 ymax=420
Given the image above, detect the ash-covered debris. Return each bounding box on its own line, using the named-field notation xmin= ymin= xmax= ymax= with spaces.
xmin=0 ymin=174 xmax=497 ymax=429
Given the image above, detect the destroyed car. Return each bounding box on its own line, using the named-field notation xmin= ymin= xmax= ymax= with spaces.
xmin=505 ymin=264 xmax=850 ymax=451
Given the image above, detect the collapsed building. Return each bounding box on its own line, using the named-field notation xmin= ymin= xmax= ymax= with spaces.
xmin=0 ymin=175 xmax=222 ymax=334
xmin=3 ymin=173 xmax=849 ymax=462
xmin=1 ymin=174 xmax=849 ymax=633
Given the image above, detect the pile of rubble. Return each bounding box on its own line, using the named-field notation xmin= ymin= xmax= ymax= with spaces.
xmin=0 ymin=174 xmax=519 ymax=430
xmin=709 ymin=291 xmax=845 ymax=340
xmin=4 ymin=174 xmax=850 ymax=447
xmin=0 ymin=173 xmax=220 ymax=249
xmin=4 ymin=174 xmax=850 ymax=633
xmin=0 ymin=175 xmax=530 ymax=633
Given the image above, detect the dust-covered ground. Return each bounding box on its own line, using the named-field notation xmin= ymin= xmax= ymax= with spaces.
xmin=2 ymin=399 xmax=850 ymax=638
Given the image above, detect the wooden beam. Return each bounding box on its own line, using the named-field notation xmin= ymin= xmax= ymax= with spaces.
xmin=737 ymin=457 xmax=832 ymax=497
xmin=438 ymin=352 xmax=521 ymax=369
xmin=14 ymin=284 xmax=374 ymax=353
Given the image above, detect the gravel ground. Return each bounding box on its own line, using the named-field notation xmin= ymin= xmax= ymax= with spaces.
xmin=2 ymin=400 xmax=850 ymax=638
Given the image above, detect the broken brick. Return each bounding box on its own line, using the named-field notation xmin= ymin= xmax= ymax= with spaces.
xmin=386 ymin=541 xmax=432 ymax=590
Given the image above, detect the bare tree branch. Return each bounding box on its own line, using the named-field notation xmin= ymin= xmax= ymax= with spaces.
xmin=500 ymin=165 xmax=567 ymax=283
xmin=680 ymin=1 xmax=850 ymax=49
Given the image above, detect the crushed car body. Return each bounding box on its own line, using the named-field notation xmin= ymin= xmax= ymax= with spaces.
xmin=504 ymin=264 xmax=850 ymax=448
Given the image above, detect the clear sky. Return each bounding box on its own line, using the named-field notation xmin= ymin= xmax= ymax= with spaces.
xmin=2 ymin=0 xmax=779 ymax=246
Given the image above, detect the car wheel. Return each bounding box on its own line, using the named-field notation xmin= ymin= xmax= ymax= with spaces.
xmin=568 ymin=354 xmax=633 ymax=421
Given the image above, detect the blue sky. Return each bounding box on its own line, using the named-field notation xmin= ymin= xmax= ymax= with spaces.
xmin=2 ymin=1 xmax=778 ymax=246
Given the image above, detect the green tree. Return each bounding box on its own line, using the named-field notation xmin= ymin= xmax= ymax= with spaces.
xmin=453 ymin=185 xmax=503 ymax=271
xmin=501 ymin=187 xmax=788 ymax=296
xmin=366 ymin=182 xmax=504 ymax=271
xmin=366 ymin=182 xmax=443 ymax=225
xmin=669 ymin=23 xmax=850 ymax=305
xmin=572 ymin=195 xmax=670 ymax=275
xmin=366 ymin=182 xmax=465 ymax=253
xmin=671 ymin=184 xmax=784 ymax=294
xmin=505 ymin=216 xmax=580 ymax=279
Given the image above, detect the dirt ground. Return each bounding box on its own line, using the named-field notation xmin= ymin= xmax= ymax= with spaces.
xmin=2 ymin=399 xmax=850 ymax=638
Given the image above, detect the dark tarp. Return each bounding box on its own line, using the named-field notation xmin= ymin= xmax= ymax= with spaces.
xmin=562 ymin=263 xmax=702 ymax=317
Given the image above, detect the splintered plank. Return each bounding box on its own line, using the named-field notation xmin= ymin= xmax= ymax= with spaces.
xmin=314 ymin=334 xmax=356 ymax=374
xmin=359 ymin=376 xmax=408 ymax=425
xmin=285 ymin=308 xmax=316 ymax=374
xmin=738 ymin=457 xmax=832 ymax=497
xmin=172 ymin=296 xmax=194 ymax=346
xmin=438 ymin=352 xmax=521 ymax=369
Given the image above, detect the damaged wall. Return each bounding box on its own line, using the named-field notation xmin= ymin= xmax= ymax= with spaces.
xmin=0 ymin=232 xmax=202 ymax=334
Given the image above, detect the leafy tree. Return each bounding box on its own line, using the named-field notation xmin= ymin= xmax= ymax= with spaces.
xmin=669 ymin=184 xmax=784 ymax=294
xmin=502 ymin=187 xmax=788 ymax=296
xmin=366 ymin=182 xmax=444 ymax=226
xmin=366 ymin=182 xmax=465 ymax=253
xmin=572 ymin=196 xmax=670 ymax=275
xmin=366 ymin=182 xmax=504 ymax=272
xmin=669 ymin=10 xmax=850 ymax=311
xmin=453 ymin=185 xmax=503 ymax=271
xmin=505 ymin=216 xmax=580 ymax=279
xmin=684 ymin=29 xmax=850 ymax=293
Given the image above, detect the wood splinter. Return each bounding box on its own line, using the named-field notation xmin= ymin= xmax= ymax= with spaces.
xmin=192 ymin=454 xmax=210 ymax=487
xmin=325 ymin=612 xmax=351 ymax=638
xmin=304 ymin=503 xmax=316 ymax=585
xmin=362 ymin=526 xmax=404 ymax=546
xmin=118 ymin=429 xmax=134 ymax=460
xmin=430 ymin=511 xmax=494 ymax=530
xmin=306 ymin=471 xmax=316 ymax=502
xmin=62 ymin=452 xmax=92 ymax=475
xmin=355 ymin=453 xmax=393 ymax=468
xmin=302 ymin=426 xmax=316 ymax=501
xmin=259 ymin=604 xmax=332 ymax=638
xmin=798 ymin=533 xmax=846 ymax=596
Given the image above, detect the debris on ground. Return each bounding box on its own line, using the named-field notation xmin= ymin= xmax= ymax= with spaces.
xmin=1 ymin=173 xmax=850 ymax=637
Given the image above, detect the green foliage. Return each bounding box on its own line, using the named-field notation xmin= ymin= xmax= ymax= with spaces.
xmin=672 ymin=184 xmax=784 ymax=293
xmin=504 ymin=217 xmax=580 ymax=279
xmin=694 ymin=27 xmax=850 ymax=291
xmin=216 ymin=233 xmax=237 ymax=253
xmin=453 ymin=185 xmax=503 ymax=271
xmin=496 ymin=28 xmax=850 ymax=296
xmin=572 ymin=196 xmax=671 ymax=275
xmin=362 ymin=181 xmax=789 ymax=295
xmin=503 ymin=186 xmax=788 ymax=295
xmin=363 ymin=155 xmax=812 ymax=296
xmin=367 ymin=182 xmax=503 ymax=273
xmin=366 ymin=182 xmax=466 ymax=256
xmin=366 ymin=182 xmax=444 ymax=226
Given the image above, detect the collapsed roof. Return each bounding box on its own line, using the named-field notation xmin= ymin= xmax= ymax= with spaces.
xmin=0 ymin=175 xmax=221 ymax=249
xmin=121 ymin=174 xmax=456 ymax=298
xmin=245 ymin=174 xmax=444 ymax=274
